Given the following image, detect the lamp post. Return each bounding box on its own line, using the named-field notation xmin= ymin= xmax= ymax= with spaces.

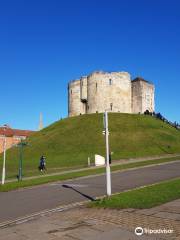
xmin=103 ymin=111 xmax=111 ymax=196
xmin=17 ymin=140 xmax=28 ymax=181
xmin=1 ymin=125 xmax=7 ymax=185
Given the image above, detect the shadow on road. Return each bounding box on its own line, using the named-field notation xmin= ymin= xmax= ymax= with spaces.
xmin=62 ymin=184 xmax=96 ymax=201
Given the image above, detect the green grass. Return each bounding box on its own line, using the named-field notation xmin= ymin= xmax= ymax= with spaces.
xmin=0 ymin=156 xmax=179 ymax=192
xmin=89 ymin=178 xmax=180 ymax=209
xmin=0 ymin=113 xmax=180 ymax=179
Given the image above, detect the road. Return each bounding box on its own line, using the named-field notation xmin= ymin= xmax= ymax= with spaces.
xmin=0 ymin=160 xmax=180 ymax=224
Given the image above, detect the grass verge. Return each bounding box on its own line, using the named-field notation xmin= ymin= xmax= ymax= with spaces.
xmin=89 ymin=178 xmax=180 ymax=209
xmin=0 ymin=156 xmax=179 ymax=192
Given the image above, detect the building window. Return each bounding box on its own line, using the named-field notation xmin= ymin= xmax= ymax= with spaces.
xmin=96 ymin=82 xmax=97 ymax=91
xmin=71 ymin=90 xmax=72 ymax=94
xmin=109 ymin=79 xmax=112 ymax=85
xmin=110 ymin=103 xmax=113 ymax=111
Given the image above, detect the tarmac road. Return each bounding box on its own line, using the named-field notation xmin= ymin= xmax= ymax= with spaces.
xmin=0 ymin=160 xmax=180 ymax=224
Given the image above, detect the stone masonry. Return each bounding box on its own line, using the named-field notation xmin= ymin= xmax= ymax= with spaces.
xmin=68 ymin=71 xmax=155 ymax=117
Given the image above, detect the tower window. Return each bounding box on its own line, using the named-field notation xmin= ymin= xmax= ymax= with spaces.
xmin=110 ymin=103 xmax=113 ymax=111
xmin=109 ymin=79 xmax=112 ymax=85
xmin=96 ymin=82 xmax=97 ymax=90
xmin=71 ymin=90 xmax=72 ymax=94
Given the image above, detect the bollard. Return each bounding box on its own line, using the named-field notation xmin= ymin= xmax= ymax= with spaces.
xmin=88 ymin=157 xmax=91 ymax=167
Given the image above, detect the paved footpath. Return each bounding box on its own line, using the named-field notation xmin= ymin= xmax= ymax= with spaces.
xmin=1 ymin=160 xmax=180 ymax=224
xmin=0 ymin=199 xmax=180 ymax=240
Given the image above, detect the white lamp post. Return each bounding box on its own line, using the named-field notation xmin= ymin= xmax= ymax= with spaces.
xmin=103 ymin=111 xmax=111 ymax=196
xmin=1 ymin=125 xmax=7 ymax=185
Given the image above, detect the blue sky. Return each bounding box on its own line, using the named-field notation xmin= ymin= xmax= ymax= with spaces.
xmin=0 ymin=0 xmax=179 ymax=130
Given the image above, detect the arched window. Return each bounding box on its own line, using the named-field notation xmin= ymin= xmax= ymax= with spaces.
xmin=71 ymin=90 xmax=72 ymax=94
xmin=109 ymin=79 xmax=112 ymax=85
xmin=96 ymin=82 xmax=97 ymax=91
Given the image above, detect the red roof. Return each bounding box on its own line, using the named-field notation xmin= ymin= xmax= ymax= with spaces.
xmin=0 ymin=126 xmax=35 ymax=137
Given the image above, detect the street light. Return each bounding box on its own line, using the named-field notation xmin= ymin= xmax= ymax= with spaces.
xmin=103 ymin=111 xmax=112 ymax=196
xmin=17 ymin=139 xmax=28 ymax=181
xmin=1 ymin=125 xmax=7 ymax=185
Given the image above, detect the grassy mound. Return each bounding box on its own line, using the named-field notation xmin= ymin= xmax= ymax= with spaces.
xmin=1 ymin=113 xmax=180 ymax=178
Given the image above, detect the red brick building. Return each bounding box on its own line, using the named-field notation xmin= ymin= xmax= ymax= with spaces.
xmin=0 ymin=126 xmax=35 ymax=153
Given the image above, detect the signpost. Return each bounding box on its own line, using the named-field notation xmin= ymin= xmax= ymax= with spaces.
xmin=103 ymin=111 xmax=112 ymax=196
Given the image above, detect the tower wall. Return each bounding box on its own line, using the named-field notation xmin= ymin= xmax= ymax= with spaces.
xmin=68 ymin=80 xmax=85 ymax=117
xmin=142 ymin=81 xmax=155 ymax=113
xmin=87 ymin=71 xmax=132 ymax=114
xmin=131 ymin=80 xmax=142 ymax=113
xmin=132 ymin=79 xmax=155 ymax=113
xmin=80 ymin=76 xmax=87 ymax=101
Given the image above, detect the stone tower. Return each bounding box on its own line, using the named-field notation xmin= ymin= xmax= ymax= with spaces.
xmin=131 ymin=77 xmax=155 ymax=113
xmin=68 ymin=71 xmax=155 ymax=117
xmin=86 ymin=71 xmax=131 ymax=114
xmin=68 ymin=79 xmax=85 ymax=117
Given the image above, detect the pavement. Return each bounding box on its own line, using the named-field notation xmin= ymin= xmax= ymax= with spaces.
xmin=1 ymin=160 xmax=180 ymax=224
xmin=0 ymin=198 xmax=180 ymax=240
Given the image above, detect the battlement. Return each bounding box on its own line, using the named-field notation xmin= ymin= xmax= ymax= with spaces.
xmin=68 ymin=79 xmax=80 ymax=85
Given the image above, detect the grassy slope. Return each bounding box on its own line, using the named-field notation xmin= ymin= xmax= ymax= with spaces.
xmin=89 ymin=178 xmax=180 ymax=209
xmin=0 ymin=113 xmax=180 ymax=178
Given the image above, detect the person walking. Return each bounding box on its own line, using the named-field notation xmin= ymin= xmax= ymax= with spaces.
xmin=39 ymin=155 xmax=46 ymax=172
